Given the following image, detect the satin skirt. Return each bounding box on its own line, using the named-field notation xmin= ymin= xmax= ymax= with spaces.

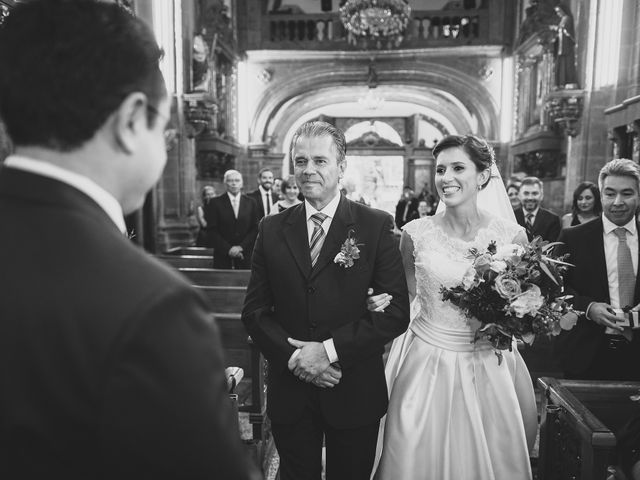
xmin=372 ymin=318 xmax=535 ymax=480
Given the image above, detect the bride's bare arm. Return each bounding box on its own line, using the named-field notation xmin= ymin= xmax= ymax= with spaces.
xmin=400 ymin=230 xmax=417 ymax=304
xmin=366 ymin=231 xmax=416 ymax=312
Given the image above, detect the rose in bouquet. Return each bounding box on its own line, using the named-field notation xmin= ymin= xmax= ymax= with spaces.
xmin=440 ymin=236 xmax=578 ymax=364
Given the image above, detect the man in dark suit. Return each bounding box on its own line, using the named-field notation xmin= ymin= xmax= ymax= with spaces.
xmin=514 ymin=176 xmax=561 ymax=241
xmin=394 ymin=186 xmax=419 ymax=229
xmin=554 ymin=158 xmax=640 ymax=380
xmin=242 ymin=121 xmax=410 ymax=480
xmin=0 ymin=2 xmax=258 ymax=479
xmin=205 ymin=169 xmax=259 ymax=269
xmin=247 ymin=167 xmax=279 ymax=218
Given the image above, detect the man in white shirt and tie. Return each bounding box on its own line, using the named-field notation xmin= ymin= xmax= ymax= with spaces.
xmin=205 ymin=169 xmax=259 ymax=269
xmin=555 ymin=158 xmax=640 ymax=380
xmin=248 ymin=167 xmax=279 ymax=218
xmin=515 ymin=176 xmax=561 ymax=242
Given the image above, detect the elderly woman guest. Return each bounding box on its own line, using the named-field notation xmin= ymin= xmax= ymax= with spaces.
xmin=271 ymin=175 xmax=302 ymax=213
xmin=561 ymin=181 xmax=601 ymax=227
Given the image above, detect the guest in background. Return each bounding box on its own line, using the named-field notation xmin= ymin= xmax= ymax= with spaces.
xmin=507 ymin=182 xmax=522 ymax=210
xmin=196 ymin=184 xmax=216 ymax=247
xmin=394 ymin=186 xmax=419 ymax=229
xmin=206 ymin=170 xmax=259 ymax=269
xmin=515 ymin=176 xmax=561 ymax=241
xmin=416 ymin=185 xmax=438 ymax=214
xmin=561 ymin=181 xmax=602 ymax=227
xmin=273 ymin=176 xmax=283 ymax=200
xmin=554 ymin=158 xmax=640 ymax=381
xmin=0 ymin=2 xmax=259 ymax=478
xmin=247 ymin=167 xmax=278 ymax=218
xmin=271 ymin=175 xmax=302 ymax=213
xmin=408 ymin=199 xmax=433 ymax=221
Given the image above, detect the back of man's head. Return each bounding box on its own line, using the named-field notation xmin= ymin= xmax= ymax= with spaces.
xmin=0 ymin=0 xmax=165 ymax=151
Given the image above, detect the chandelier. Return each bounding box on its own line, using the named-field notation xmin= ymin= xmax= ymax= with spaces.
xmin=340 ymin=0 xmax=411 ymax=49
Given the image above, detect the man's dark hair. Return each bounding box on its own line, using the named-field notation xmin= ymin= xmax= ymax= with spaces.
xmin=0 ymin=0 xmax=165 ymax=151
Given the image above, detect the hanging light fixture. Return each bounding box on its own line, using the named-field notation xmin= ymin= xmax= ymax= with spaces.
xmin=340 ymin=0 xmax=411 ymax=49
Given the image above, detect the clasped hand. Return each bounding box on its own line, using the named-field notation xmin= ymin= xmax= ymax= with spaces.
xmin=287 ymin=338 xmax=341 ymax=388
xmin=587 ymin=302 xmax=635 ymax=332
xmin=228 ymin=245 xmax=244 ymax=259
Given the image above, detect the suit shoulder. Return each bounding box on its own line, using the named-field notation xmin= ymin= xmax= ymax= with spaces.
xmin=541 ymin=207 xmax=561 ymax=219
xmin=348 ymin=199 xmax=393 ymax=224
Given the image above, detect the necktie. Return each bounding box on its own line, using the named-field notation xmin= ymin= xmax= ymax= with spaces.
xmin=615 ymin=227 xmax=636 ymax=309
xmin=265 ymin=193 xmax=271 ymax=215
xmin=402 ymin=201 xmax=410 ymax=222
xmin=309 ymin=212 xmax=328 ymax=267
xmin=525 ymin=213 xmax=534 ymax=239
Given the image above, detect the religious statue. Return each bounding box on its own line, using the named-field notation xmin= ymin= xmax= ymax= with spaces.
xmin=551 ymin=4 xmax=578 ymax=88
xmin=192 ymin=34 xmax=211 ymax=92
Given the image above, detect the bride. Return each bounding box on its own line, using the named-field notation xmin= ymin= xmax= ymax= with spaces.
xmin=369 ymin=134 xmax=537 ymax=479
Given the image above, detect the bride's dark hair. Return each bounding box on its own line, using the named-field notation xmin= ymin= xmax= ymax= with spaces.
xmin=432 ymin=134 xmax=495 ymax=190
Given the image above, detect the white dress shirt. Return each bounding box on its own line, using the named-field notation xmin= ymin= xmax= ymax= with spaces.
xmin=227 ymin=192 xmax=240 ymax=218
xmin=4 ymin=155 xmax=126 ymax=234
xmin=304 ymin=192 xmax=342 ymax=364
xmin=602 ymin=214 xmax=638 ymax=310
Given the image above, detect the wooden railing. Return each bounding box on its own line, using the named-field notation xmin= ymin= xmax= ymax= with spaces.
xmin=261 ymin=9 xmax=492 ymax=50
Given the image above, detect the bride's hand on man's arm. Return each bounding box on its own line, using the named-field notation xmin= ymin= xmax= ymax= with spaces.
xmin=366 ymin=287 xmax=392 ymax=312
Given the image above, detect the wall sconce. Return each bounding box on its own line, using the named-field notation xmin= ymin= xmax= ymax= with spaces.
xmin=545 ymin=89 xmax=584 ymax=137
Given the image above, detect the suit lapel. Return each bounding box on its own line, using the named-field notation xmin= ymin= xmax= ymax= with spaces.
xmin=283 ymin=204 xmax=312 ymax=278
xmin=635 ymin=221 xmax=640 ymax=304
xmin=589 ymin=218 xmax=609 ymax=301
xmin=310 ymin=196 xmax=355 ymax=281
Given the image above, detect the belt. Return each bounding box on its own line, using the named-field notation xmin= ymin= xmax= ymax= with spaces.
xmin=605 ymin=334 xmax=631 ymax=350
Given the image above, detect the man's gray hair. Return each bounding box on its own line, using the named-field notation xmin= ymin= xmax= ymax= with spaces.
xmin=289 ymin=121 xmax=347 ymax=164
xmin=598 ymin=158 xmax=640 ymax=192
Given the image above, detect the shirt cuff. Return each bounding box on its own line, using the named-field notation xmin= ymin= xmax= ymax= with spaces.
xmin=585 ymin=302 xmax=595 ymax=320
xmin=323 ymin=339 xmax=339 ymax=364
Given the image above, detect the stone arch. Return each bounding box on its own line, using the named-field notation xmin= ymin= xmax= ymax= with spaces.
xmin=249 ymin=55 xmax=501 ymax=155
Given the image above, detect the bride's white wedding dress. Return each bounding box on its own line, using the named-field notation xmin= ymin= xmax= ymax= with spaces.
xmin=373 ymin=215 xmax=535 ymax=480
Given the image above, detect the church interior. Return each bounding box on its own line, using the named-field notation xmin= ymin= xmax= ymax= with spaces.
xmin=2 ymin=0 xmax=640 ymax=478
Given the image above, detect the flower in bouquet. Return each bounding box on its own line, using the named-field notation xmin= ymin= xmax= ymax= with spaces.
xmin=440 ymin=236 xmax=579 ymax=364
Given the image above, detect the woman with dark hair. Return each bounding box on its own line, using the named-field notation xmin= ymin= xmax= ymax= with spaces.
xmin=507 ymin=182 xmax=522 ymax=210
xmin=370 ymin=134 xmax=536 ymax=479
xmin=270 ymin=175 xmax=302 ymax=213
xmin=561 ymin=181 xmax=601 ymax=228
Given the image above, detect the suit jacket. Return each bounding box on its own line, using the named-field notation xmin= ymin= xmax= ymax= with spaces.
xmin=242 ymin=196 xmax=410 ymax=428
xmin=515 ymin=206 xmax=561 ymax=242
xmin=247 ymin=188 xmax=279 ymax=218
xmin=394 ymin=197 xmax=419 ymax=229
xmin=205 ymin=193 xmax=259 ymax=269
xmin=0 ymin=167 xmax=258 ymax=479
xmin=554 ymin=217 xmax=640 ymax=376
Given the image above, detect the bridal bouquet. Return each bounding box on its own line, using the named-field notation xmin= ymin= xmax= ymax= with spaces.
xmin=440 ymin=237 xmax=578 ymax=363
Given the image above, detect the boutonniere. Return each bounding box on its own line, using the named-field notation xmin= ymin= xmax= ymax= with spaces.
xmin=334 ymin=229 xmax=363 ymax=268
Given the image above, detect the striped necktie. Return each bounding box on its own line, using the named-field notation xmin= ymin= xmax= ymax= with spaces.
xmin=309 ymin=213 xmax=328 ymax=267
xmin=525 ymin=212 xmax=534 ymax=240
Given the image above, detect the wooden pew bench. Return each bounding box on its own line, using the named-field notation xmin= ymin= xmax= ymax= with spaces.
xmin=179 ymin=268 xmax=250 ymax=287
xmin=157 ymin=254 xmax=212 ymax=269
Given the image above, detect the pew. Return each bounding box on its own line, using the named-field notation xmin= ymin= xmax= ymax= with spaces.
xmin=179 ymin=268 xmax=250 ymax=287
xmin=537 ymin=377 xmax=640 ymax=480
xmin=157 ymin=254 xmax=212 ymax=269
xmin=165 ymin=246 xmax=214 ymax=257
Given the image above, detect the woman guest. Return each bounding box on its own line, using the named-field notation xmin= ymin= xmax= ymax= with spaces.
xmin=408 ymin=199 xmax=433 ymax=220
xmin=196 ymin=185 xmax=216 ymax=246
xmin=561 ymin=181 xmax=601 ymax=227
xmin=507 ymin=182 xmax=521 ymax=210
xmin=271 ymin=175 xmax=302 ymax=213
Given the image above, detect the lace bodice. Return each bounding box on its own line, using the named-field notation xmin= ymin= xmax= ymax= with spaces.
xmin=404 ymin=216 xmax=524 ymax=332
